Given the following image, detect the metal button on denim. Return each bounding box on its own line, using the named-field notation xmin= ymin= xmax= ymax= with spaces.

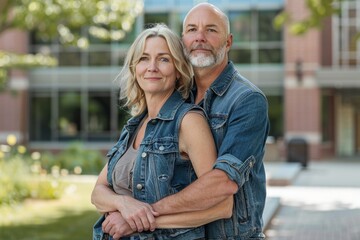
xmin=159 ymin=146 xmax=165 ymax=151
xmin=141 ymin=152 xmax=147 ymax=158
xmin=136 ymin=183 xmax=143 ymax=190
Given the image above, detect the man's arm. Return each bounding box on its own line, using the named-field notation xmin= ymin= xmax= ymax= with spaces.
xmin=155 ymin=195 xmax=233 ymax=228
xmin=151 ymin=111 xmax=238 ymax=215
xmin=152 ymin=169 xmax=237 ymax=215
xmin=153 ymin=92 xmax=269 ymax=215
xmin=103 ymin=196 xmax=233 ymax=238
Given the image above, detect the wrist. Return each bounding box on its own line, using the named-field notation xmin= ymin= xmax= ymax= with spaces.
xmin=115 ymin=194 xmax=127 ymax=212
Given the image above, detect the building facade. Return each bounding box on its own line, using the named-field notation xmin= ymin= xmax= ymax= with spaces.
xmin=0 ymin=0 xmax=359 ymax=160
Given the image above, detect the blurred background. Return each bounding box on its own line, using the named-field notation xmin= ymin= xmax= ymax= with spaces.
xmin=0 ymin=0 xmax=359 ymax=239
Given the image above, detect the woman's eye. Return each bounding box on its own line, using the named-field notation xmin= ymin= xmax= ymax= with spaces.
xmin=139 ymin=56 xmax=148 ymax=61
xmin=159 ymin=57 xmax=170 ymax=62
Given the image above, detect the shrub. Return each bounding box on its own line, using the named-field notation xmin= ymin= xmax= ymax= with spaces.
xmin=27 ymin=177 xmax=64 ymax=200
xmin=52 ymin=142 xmax=105 ymax=175
xmin=30 ymin=143 xmax=105 ymax=176
xmin=0 ymin=157 xmax=29 ymax=205
xmin=0 ymin=135 xmax=64 ymax=206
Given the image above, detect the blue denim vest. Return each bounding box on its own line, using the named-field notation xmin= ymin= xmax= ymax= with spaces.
xmin=93 ymin=91 xmax=205 ymax=240
xmin=194 ymin=62 xmax=270 ymax=240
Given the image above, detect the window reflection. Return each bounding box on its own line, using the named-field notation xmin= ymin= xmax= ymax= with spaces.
xmin=58 ymin=48 xmax=82 ymax=66
xmin=144 ymin=13 xmax=169 ymax=28
xmin=30 ymin=93 xmax=52 ymax=141
xmin=259 ymin=48 xmax=282 ymax=63
xmin=89 ymin=51 xmax=111 ymax=66
xmin=258 ymin=10 xmax=282 ymax=41
xmin=58 ymin=91 xmax=81 ymax=140
xmin=88 ymin=92 xmax=111 ymax=141
xmin=229 ymin=49 xmax=252 ymax=64
xmin=229 ymin=11 xmax=252 ymax=42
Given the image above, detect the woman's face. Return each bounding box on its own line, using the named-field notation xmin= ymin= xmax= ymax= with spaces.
xmin=135 ymin=36 xmax=179 ymax=98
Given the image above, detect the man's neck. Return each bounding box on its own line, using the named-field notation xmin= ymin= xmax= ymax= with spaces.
xmin=194 ymin=60 xmax=228 ymax=104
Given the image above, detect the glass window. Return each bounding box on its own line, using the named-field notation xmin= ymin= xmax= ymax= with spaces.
xmin=58 ymin=91 xmax=82 ymax=141
xmin=58 ymin=48 xmax=82 ymax=66
xmin=334 ymin=1 xmax=360 ymax=67
xmin=258 ymin=10 xmax=282 ymax=41
xmin=258 ymin=48 xmax=282 ymax=63
xmin=87 ymin=91 xmax=111 ymax=141
xmin=118 ymin=106 xmax=131 ymax=132
xmin=229 ymin=11 xmax=252 ymax=42
xmin=121 ymin=25 xmax=137 ymax=44
xmin=321 ymin=92 xmax=334 ymax=142
xmin=229 ymin=49 xmax=252 ymax=64
xmin=144 ymin=13 xmax=169 ymax=28
xmin=267 ymin=95 xmax=283 ymax=138
xmin=229 ymin=9 xmax=283 ymax=65
xmin=89 ymin=51 xmax=112 ymax=66
xmin=30 ymin=93 xmax=52 ymax=141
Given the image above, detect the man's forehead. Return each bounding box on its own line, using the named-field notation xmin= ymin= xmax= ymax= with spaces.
xmin=185 ymin=7 xmax=223 ymax=24
xmin=184 ymin=23 xmax=219 ymax=28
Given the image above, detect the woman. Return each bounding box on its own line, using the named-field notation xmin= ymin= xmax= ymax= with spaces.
xmin=92 ymin=24 xmax=233 ymax=240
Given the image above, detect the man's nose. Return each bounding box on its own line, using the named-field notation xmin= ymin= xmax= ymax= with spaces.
xmin=195 ymin=30 xmax=206 ymax=42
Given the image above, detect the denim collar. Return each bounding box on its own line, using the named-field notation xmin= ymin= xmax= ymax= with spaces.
xmin=209 ymin=61 xmax=236 ymax=96
xmin=127 ymin=91 xmax=185 ymax=126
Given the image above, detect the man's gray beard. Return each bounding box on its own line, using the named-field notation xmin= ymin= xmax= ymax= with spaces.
xmin=185 ymin=45 xmax=227 ymax=68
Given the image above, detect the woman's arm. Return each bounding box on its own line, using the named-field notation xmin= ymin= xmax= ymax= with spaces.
xmin=91 ymin=164 xmax=158 ymax=232
xmin=91 ymin=164 xmax=123 ymax=214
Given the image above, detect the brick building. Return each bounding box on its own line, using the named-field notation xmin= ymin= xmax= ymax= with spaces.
xmin=0 ymin=0 xmax=359 ymax=160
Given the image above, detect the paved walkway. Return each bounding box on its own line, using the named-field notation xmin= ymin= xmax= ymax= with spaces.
xmin=264 ymin=159 xmax=360 ymax=240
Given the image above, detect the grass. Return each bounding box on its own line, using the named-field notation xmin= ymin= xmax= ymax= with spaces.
xmin=0 ymin=176 xmax=101 ymax=240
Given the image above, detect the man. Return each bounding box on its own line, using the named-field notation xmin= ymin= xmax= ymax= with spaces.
xmin=151 ymin=3 xmax=270 ymax=239
xmin=93 ymin=3 xmax=269 ymax=239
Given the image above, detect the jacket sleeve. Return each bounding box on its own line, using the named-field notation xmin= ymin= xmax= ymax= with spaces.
xmin=213 ymin=91 xmax=270 ymax=188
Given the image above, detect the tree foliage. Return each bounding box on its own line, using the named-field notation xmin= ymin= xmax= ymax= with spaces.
xmin=277 ymin=0 xmax=354 ymax=38
xmin=273 ymin=0 xmax=342 ymax=35
xmin=0 ymin=0 xmax=143 ymax=90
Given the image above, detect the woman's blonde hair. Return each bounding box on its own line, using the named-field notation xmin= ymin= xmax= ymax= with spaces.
xmin=118 ymin=24 xmax=193 ymax=116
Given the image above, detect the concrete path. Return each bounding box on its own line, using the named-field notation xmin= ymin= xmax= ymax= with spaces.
xmin=264 ymin=160 xmax=360 ymax=240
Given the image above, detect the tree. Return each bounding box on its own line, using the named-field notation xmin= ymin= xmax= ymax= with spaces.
xmin=0 ymin=0 xmax=143 ymax=90
xmin=274 ymin=0 xmax=359 ymax=41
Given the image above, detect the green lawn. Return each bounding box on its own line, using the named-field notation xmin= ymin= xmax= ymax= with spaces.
xmin=0 ymin=176 xmax=101 ymax=240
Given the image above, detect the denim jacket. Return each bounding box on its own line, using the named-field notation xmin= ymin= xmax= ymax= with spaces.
xmin=195 ymin=62 xmax=270 ymax=240
xmin=93 ymin=91 xmax=205 ymax=240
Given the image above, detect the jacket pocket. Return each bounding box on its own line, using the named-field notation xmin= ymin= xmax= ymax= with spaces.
xmin=93 ymin=215 xmax=109 ymax=240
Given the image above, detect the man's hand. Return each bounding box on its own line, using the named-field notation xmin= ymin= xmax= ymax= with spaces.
xmin=118 ymin=196 xmax=159 ymax=232
xmin=102 ymin=212 xmax=134 ymax=239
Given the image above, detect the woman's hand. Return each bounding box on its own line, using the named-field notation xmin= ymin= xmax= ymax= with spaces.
xmin=102 ymin=211 xmax=134 ymax=239
xmin=118 ymin=195 xmax=159 ymax=232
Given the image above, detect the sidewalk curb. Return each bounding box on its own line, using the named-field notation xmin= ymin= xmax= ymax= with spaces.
xmin=263 ymin=197 xmax=281 ymax=231
xmin=263 ymin=162 xmax=302 ymax=231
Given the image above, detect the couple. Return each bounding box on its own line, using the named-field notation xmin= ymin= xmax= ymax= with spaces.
xmin=92 ymin=3 xmax=270 ymax=240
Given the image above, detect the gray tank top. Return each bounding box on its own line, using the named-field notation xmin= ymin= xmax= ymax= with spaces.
xmin=112 ymin=127 xmax=139 ymax=196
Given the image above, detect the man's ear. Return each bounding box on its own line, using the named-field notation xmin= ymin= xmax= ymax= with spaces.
xmin=226 ymin=33 xmax=233 ymax=50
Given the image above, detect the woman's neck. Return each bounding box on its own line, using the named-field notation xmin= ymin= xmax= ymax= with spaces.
xmin=144 ymin=91 xmax=172 ymax=119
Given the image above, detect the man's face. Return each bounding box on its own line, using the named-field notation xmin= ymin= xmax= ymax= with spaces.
xmin=182 ymin=6 xmax=230 ymax=68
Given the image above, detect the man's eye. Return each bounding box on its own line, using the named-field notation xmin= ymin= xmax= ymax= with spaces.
xmin=187 ymin=28 xmax=196 ymax=32
xmin=208 ymin=29 xmax=216 ymax=32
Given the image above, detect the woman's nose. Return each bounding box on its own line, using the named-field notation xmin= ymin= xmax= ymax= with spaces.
xmin=147 ymin=60 xmax=158 ymax=71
